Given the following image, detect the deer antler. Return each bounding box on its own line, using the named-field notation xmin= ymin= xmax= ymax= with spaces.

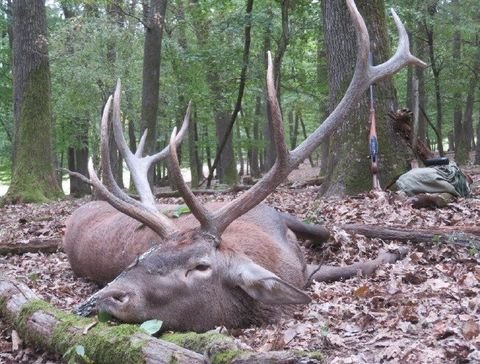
xmin=167 ymin=0 xmax=426 ymax=238
xmin=87 ymin=80 xmax=191 ymax=238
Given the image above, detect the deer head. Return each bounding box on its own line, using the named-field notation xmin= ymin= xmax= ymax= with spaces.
xmin=71 ymin=0 xmax=425 ymax=331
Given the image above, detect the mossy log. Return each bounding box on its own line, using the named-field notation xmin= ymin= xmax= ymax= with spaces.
xmin=0 ymin=276 xmax=205 ymax=363
xmin=162 ymin=331 xmax=323 ymax=363
xmin=0 ymin=276 xmax=323 ymax=363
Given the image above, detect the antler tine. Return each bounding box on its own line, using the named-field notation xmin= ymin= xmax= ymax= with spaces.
xmin=209 ymin=51 xmax=293 ymax=236
xmin=148 ymin=101 xmax=192 ymax=165
xmin=206 ymin=0 xmax=426 ymax=237
xmin=92 ymin=79 xmax=178 ymax=236
xmin=108 ymin=80 xmax=157 ymax=212
xmin=289 ymin=0 xmax=427 ymax=164
xmin=266 ymin=51 xmax=289 ymax=168
xmin=88 ymin=158 xmax=177 ymax=237
xmin=167 ymin=121 xmax=217 ymax=238
xmin=99 ymin=95 xmax=139 ymax=206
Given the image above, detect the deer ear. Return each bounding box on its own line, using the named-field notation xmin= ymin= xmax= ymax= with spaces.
xmin=230 ymin=257 xmax=311 ymax=305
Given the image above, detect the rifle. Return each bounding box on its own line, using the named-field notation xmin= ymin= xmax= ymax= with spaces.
xmin=368 ymin=52 xmax=380 ymax=190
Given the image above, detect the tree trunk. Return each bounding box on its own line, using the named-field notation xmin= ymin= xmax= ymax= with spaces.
xmin=475 ymin=118 xmax=480 ymax=165
xmin=214 ymin=109 xmax=237 ymax=184
xmin=5 ymin=0 xmax=63 ymax=203
xmin=452 ymin=28 xmax=469 ymax=165
xmin=205 ymin=0 xmax=254 ymax=186
xmin=320 ymin=0 xmax=412 ymax=197
xmin=463 ymin=26 xmax=480 ymax=157
xmin=249 ymin=96 xmax=262 ymax=178
xmin=415 ymin=32 xmax=427 ymax=144
xmin=67 ymin=137 xmax=91 ymax=197
xmin=60 ymin=4 xmax=91 ymax=197
xmin=105 ymin=0 xmax=125 ymax=188
xmin=140 ymin=0 xmax=168 ymax=186
xmin=263 ymin=1 xmax=290 ymax=171
xmin=424 ymin=10 xmax=445 ymax=156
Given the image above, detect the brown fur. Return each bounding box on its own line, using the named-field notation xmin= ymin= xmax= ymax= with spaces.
xmin=64 ymin=201 xmax=329 ymax=331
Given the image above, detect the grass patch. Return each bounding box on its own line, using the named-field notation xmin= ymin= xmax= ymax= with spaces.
xmin=0 ymin=161 xmax=11 ymax=184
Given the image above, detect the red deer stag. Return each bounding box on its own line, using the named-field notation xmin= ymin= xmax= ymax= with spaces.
xmin=65 ymin=0 xmax=425 ymax=332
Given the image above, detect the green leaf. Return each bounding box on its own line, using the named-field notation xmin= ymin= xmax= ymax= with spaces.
xmin=140 ymin=319 xmax=163 ymax=335
xmin=97 ymin=311 xmax=112 ymax=323
xmin=173 ymin=205 xmax=190 ymax=218
xmin=75 ymin=345 xmax=86 ymax=357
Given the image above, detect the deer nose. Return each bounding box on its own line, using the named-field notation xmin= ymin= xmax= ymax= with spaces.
xmin=99 ymin=289 xmax=130 ymax=307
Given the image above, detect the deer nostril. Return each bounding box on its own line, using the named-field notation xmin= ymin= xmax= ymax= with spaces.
xmin=105 ymin=290 xmax=130 ymax=306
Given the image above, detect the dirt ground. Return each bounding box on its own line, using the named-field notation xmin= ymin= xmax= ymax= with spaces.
xmin=1 ymin=164 xmax=480 ymax=363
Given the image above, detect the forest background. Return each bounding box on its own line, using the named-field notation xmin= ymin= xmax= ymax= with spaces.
xmin=0 ymin=0 xmax=479 ymax=201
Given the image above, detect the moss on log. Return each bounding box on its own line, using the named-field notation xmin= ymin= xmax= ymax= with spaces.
xmin=0 ymin=276 xmax=323 ymax=363
xmin=0 ymin=276 xmax=205 ymax=363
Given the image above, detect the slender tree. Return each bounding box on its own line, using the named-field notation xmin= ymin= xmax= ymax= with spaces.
xmin=140 ymin=0 xmax=168 ymax=185
xmin=4 ymin=0 xmax=62 ymax=203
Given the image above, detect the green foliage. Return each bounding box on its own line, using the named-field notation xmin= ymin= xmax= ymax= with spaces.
xmin=63 ymin=345 xmax=94 ymax=364
xmin=49 ymin=14 xmax=144 ymax=159
xmin=139 ymin=319 xmax=163 ymax=335
xmin=97 ymin=310 xmax=112 ymax=323
xmin=388 ymin=0 xmax=480 ymax=146
xmin=172 ymin=204 xmax=191 ymax=218
xmin=0 ymin=0 xmax=477 ymax=190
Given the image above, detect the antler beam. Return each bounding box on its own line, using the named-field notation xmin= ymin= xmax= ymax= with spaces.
xmin=168 ymin=0 xmax=426 ymax=238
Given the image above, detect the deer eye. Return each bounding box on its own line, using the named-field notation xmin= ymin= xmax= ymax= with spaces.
xmin=195 ymin=264 xmax=210 ymax=271
xmin=185 ymin=263 xmax=211 ymax=277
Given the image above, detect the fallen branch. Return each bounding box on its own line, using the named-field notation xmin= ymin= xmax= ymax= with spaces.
xmin=288 ymin=176 xmax=325 ymax=189
xmin=153 ymin=185 xmax=250 ymax=198
xmin=0 ymin=238 xmax=62 ymax=255
xmin=0 ymin=276 xmax=322 ymax=364
xmin=340 ymin=224 xmax=480 ymax=249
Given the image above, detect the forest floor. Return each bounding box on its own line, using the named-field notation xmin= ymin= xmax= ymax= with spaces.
xmin=0 ymin=163 xmax=480 ymax=363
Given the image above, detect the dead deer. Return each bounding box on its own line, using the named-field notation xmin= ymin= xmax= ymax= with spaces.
xmin=65 ymin=0 xmax=425 ymax=332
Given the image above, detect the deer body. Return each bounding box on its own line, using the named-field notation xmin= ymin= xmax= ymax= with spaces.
xmin=64 ymin=200 xmax=328 ymax=331
xmin=64 ymin=200 xmax=319 ymax=285
xmin=65 ymin=0 xmax=425 ymax=333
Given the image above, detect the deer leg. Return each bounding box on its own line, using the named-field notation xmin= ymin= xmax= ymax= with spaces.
xmin=282 ymin=213 xmax=330 ymax=243
xmin=306 ymin=247 xmax=408 ymax=284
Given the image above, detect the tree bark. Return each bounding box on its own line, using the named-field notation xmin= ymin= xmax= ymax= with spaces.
xmin=140 ymin=0 xmax=168 ymax=186
xmin=5 ymin=0 xmax=63 ymax=203
xmin=320 ymin=0 xmax=413 ymax=197
xmin=67 ymin=133 xmax=91 ymax=197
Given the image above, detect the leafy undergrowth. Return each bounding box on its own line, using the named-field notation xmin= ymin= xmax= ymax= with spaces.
xmin=0 ymin=165 xmax=479 ymax=363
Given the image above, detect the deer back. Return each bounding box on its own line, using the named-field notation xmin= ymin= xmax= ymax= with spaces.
xmin=63 ymin=201 xmax=308 ymax=286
